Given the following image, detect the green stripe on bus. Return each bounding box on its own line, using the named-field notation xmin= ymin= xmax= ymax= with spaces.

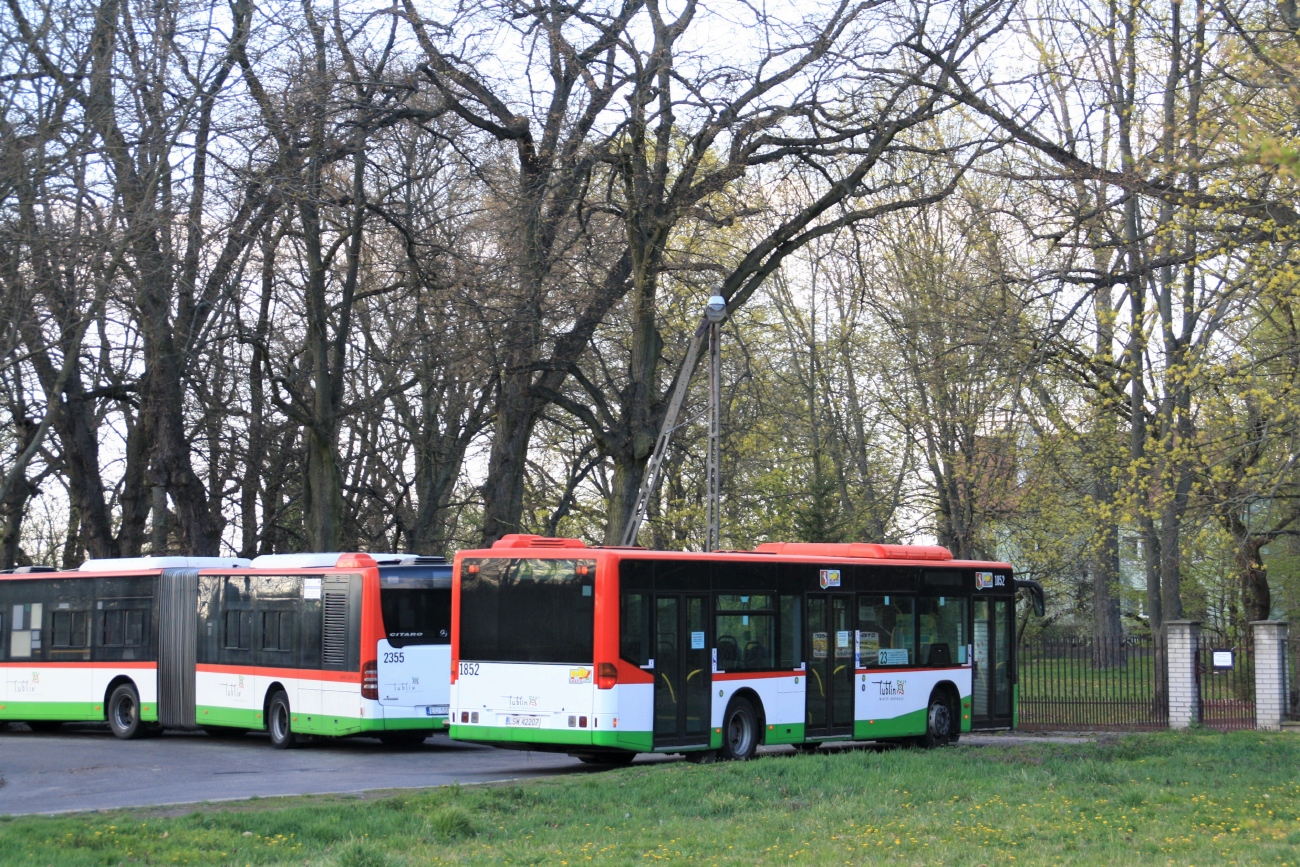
xmin=381 ymin=717 xmax=446 ymax=732
xmin=197 ymin=705 xmax=402 ymax=737
xmin=763 ymin=722 xmax=806 ymax=745
xmin=1 ymin=701 xmax=105 ymax=721
xmin=853 ymin=706 xmax=927 ymax=740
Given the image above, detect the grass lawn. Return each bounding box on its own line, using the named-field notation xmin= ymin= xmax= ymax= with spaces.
xmin=1 ymin=731 xmax=1297 ymax=865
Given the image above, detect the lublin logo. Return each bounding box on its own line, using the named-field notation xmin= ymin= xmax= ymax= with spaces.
xmin=819 ymin=569 xmax=841 ymax=589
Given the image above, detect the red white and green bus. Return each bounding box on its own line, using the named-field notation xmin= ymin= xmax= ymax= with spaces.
xmin=449 ymin=535 xmax=1042 ymax=763
xmin=0 ymin=552 xmax=450 ymax=747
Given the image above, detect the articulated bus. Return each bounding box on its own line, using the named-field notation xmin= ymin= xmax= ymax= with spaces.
xmin=0 ymin=552 xmax=451 ymax=747
xmin=449 ymin=535 xmax=1042 ymax=763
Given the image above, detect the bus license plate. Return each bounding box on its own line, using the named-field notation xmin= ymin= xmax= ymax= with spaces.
xmin=504 ymin=715 xmax=542 ymax=728
xmin=425 ymin=705 xmax=449 ymax=717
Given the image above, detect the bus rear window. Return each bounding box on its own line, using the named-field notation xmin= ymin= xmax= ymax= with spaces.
xmin=460 ymin=558 xmax=594 ymax=663
xmin=380 ymin=571 xmax=451 ymax=648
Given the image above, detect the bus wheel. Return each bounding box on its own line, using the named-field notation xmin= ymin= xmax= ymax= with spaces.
xmin=107 ymin=684 xmax=145 ymax=740
xmin=267 ymin=690 xmax=298 ymax=749
xmin=920 ymin=692 xmax=954 ymax=748
xmin=720 ymin=697 xmax=758 ymax=761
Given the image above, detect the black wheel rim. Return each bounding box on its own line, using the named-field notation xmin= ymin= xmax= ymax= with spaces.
xmin=727 ymin=709 xmax=752 ymax=755
xmin=113 ymin=694 xmax=136 ymax=730
xmin=930 ymin=702 xmax=950 ymax=737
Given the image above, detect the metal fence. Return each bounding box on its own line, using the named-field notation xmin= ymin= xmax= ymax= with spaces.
xmin=1285 ymin=638 xmax=1300 ymax=723
xmin=1196 ymin=633 xmax=1255 ymax=731
xmin=1017 ymin=634 xmax=1167 ymax=730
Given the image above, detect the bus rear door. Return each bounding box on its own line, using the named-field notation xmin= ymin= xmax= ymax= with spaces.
xmin=651 ymin=593 xmax=711 ymax=749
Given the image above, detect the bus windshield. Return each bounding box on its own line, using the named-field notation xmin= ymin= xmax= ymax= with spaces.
xmin=379 ymin=570 xmax=451 ymax=648
xmin=460 ymin=558 xmax=594 ymax=663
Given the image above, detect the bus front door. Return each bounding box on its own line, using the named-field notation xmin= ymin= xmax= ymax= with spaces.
xmin=652 ymin=594 xmax=711 ymax=749
xmin=972 ymin=597 xmax=1014 ymax=729
xmin=805 ymin=594 xmax=854 ymax=739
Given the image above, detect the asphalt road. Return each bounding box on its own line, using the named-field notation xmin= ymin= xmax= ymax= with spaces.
xmin=0 ymin=723 xmax=668 ymax=816
xmin=0 ymin=724 xmax=1092 ymax=817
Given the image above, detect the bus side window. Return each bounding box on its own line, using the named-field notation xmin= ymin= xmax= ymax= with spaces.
xmin=859 ymin=595 xmax=915 ymax=666
xmin=620 ymin=592 xmax=650 ymax=666
xmin=224 ymin=610 xmax=251 ymax=650
xmin=53 ymin=610 xmax=88 ymax=649
xmin=261 ymin=610 xmax=294 ymax=653
xmin=778 ymin=594 xmax=801 ymax=669
xmin=8 ymin=602 xmax=38 ymax=658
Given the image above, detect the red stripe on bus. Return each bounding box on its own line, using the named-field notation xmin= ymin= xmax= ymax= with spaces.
xmin=0 ymin=661 xmax=156 ymax=669
xmin=712 ymin=670 xmax=803 ymax=681
xmin=853 ymin=667 xmax=970 ymax=675
xmin=196 ymin=663 xmax=361 ymax=683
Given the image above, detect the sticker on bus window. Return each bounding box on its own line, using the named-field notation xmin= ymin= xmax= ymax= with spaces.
xmin=691 ymin=631 xmax=705 ymax=650
xmin=304 ymin=578 xmax=322 ymax=600
xmin=835 ymin=631 xmax=851 ymax=658
xmin=569 ymin=667 xmax=592 ymax=684
xmin=861 ymin=631 xmax=880 ymax=654
xmin=813 ymin=632 xmax=828 ymax=659
xmin=878 ymin=648 xmax=909 ymax=665
xmin=819 ymin=570 xmax=841 ymax=589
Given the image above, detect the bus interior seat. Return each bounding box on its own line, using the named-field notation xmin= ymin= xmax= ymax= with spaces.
xmin=926 ymin=643 xmax=952 ymax=666
xmin=717 ymin=636 xmax=739 ymax=670
xmin=744 ymin=641 xmax=768 ymax=669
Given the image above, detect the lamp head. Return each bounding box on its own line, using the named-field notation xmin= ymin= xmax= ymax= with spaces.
xmin=705 ymin=295 xmax=727 ymax=322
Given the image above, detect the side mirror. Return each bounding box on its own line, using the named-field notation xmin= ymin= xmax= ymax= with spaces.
xmin=1015 ymin=579 xmax=1046 ymax=617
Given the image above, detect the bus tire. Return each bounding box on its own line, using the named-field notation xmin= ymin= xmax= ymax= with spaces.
xmin=267 ymin=690 xmax=298 ymax=749
xmin=919 ymin=691 xmax=955 ymax=748
xmin=720 ymin=696 xmax=759 ymax=761
xmin=107 ymin=683 xmax=145 ymax=740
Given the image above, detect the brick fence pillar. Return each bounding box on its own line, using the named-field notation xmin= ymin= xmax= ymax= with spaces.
xmin=1166 ymin=620 xmax=1201 ymax=729
xmin=1252 ymin=621 xmax=1289 ymax=731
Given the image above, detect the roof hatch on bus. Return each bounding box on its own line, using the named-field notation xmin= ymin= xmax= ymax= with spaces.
xmin=249 ymin=552 xmax=379 ymax=569
xmin=491 ymin=534 xmax=589 ymax=549
xmin=751 ymin=542 xmax=954 ymax=561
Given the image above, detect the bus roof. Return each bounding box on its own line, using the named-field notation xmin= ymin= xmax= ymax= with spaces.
xmin=78 ymin=556 xmax=253 ymax=572
xmin=475 ymin=535 xmax=1011 ymax=569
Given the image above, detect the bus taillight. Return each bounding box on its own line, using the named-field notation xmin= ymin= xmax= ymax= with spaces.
xmin=362 ymin=660 xmax=379 ymax=700
xmin=596 ymin=662 xmax=618 ymax=689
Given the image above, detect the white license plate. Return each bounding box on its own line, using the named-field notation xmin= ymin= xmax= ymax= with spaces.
xmin=426 ymin=705 xmax=449 ymax=717
xmin=504 ymin=715 xmax=542 ymax=728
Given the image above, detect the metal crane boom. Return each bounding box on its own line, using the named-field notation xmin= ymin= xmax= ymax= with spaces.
xmin=619 ymin=297 xmax=726 ymax=547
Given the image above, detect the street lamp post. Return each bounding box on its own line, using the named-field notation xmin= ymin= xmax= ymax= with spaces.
xmin=704 ymin=295 xmax=726 ymax=551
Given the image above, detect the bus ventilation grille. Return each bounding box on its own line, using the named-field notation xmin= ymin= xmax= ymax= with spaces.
xmin=322 ymin=592 xmax=348 ymax=667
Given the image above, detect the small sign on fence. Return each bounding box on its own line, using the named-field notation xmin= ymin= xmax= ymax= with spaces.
xmin=1211 ymin=649 xmax=1235 ymax=670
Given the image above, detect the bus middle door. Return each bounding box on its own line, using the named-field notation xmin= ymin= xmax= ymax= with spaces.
xmin=806 ymin=593 xmax=854 ymax=739
xmin=651 ymin=594 xmax=711 ymax=749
